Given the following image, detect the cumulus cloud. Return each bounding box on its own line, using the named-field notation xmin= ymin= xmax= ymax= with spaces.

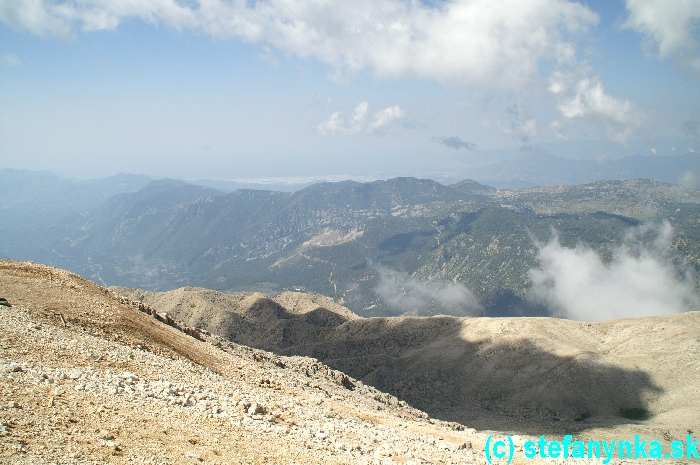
xmin=0 ymin=0 xmax=598 ymax=87
xmin=549 ymin=69 xmax=641 ymax=142
xmin=624 ymin=0 xmax=700 ymax=71
xmin=318 ymin=101 xmax=404 ymax=135
xmin=375 ymin=266 xmax=481 ymax=316
xmin=433 ymin=136 xmax=477 ymax=151
xmin=317 ymin=101 xmax=369 ymax=135
xmin=369 ymin=105 xmax=404 ymax=134
xmin=317 ymin=112 xmax=350 ymax=136
xmin=528 ymin=222 xmax=700 ymax=321
xmin=351 ymin=101 xmax=369 ymax=127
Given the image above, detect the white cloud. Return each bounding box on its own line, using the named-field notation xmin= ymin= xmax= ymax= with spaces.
xmin=369 ymin=105 xmax=404 ymax=133
xmin=318 ymin=101 xmax=404 ymax=136
xmin=351 ymin=101 xmax=369 ymax=126
xmin=317 ymin=112 xmax=350 ymax=136
xmin=0 ymin=0 xmax=69 ymax=36
xmin=375 ymin=266 xmax=481 ymax=316
xmin=624 ymin=0 xmax=700 ymax=70
xmin=549 ymin=70 xmax=641 ymax=142
xmin=0 ymin=0 xmax=598 ymax=87
xmin=528 ymin=222 xmax=700 ymax=321
xmin=317 ymin=101 xmax=369 ymax=135
xmin=0 ymin=0 xmax=196 ymax=37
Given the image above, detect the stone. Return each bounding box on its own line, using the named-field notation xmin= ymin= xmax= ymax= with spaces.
xmin=185 ymin=451 xmax=204 ymax=462
xmin=99 ymin=431 xmax=115 ymax=441
xmin=247 ymin=403 xmax=265 ymax=416
xmin=3 ymin=362 xmax=24 ymax=373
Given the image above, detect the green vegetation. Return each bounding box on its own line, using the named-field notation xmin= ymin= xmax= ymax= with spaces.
xmin=3 ymin=172 xmax=699 ymax=317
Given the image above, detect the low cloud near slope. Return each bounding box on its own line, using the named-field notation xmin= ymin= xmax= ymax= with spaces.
xmin=375 ymin=266 xmax=481 ymax=316
xmin=528 ymin=222 xmax=700 ymax=320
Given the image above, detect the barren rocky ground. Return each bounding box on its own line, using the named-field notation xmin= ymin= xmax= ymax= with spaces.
xmin=116 ymin=285 xmax=700 ymax=438
xmin=1 ymin=260 xmax=697 ymax=464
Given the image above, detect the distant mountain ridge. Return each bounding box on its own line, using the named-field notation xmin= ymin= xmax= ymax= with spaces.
xmin=3 ymin=169 xmax=700 ymax=317
xmin=467 ymin=152 xmax=700 ymax=188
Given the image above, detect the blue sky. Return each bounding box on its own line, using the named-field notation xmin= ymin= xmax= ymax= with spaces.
xmin=1 ymin=0 xmax=699 ymax=180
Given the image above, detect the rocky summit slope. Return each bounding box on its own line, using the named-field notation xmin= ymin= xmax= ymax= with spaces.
xmin=114 ymin=285 xmax=700 ymax=441
xmin=0 ymin=260 xmax=492 ymax=465
xmin=0 ymin=261 xmax=697 ymax=465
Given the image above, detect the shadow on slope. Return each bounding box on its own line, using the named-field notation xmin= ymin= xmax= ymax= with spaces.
xmin=170 ymin=295 xmax=663 ymax=434
xmin=296 ymin=317 xmax=662 ymax=434
xmin=0 ymin=262 xmax=676 ymax=437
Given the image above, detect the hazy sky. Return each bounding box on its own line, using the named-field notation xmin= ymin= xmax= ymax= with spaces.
xmin=1 ymin=0 xmax=699 ymax=180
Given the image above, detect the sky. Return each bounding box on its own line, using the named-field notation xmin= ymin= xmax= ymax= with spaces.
xmin=1 ymin=0 xmax=699 ymax=181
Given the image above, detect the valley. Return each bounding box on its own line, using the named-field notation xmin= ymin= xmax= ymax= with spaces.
xmin=3 ymin=170 xmax=700 ymax=318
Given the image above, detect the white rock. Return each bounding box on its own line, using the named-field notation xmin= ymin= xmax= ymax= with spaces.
xmin=3 ymin=362 xmax=23 ymax=373
xmin=247 ymin=403 xmax=265 ymax=415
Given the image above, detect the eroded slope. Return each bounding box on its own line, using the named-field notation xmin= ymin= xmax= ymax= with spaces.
xmin=0 ymin=261 xmax=485 ymax=464
xmin=120 ymin=285 xmax=700 ymax=438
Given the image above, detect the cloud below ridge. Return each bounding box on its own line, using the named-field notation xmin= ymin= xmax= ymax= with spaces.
xmin=375 ymin=266 xmax=481 ymax=316
xmin=527 ymin=222 xmax=700 ymax=320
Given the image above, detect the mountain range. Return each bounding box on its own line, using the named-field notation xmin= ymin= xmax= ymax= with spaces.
xmin=2 ymin=168 xmax=700 ymax=317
